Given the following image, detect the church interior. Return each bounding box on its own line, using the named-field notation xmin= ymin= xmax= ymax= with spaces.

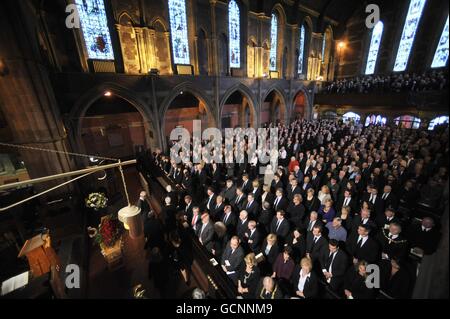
xmin=0 ymin=0 xmax=448 ymax=300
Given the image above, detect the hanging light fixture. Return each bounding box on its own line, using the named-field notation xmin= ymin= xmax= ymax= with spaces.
xmin=116 ymin=160 xmax=142 ymax=239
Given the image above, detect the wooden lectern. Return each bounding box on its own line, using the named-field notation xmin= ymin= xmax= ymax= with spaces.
xmin=18 ymin=233 xmax=60 ymax=278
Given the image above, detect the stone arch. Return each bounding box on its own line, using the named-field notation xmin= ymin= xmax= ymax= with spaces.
xmin=69 ymin=83 xmax=158 ymax=159
xmin=220 ymin=83 xmax=258 ymax=128
xmin=291 ymin=87 xmax=312 ymax=120
xmin=150 ymin=17 xmax=169 ymax=32
xmin=159 ymin=82 xmax=216 ymax=146
xmin=118 ymin=12 xmax=137 ymax=26
xmin=262 ymin=86 xmax=288 ymax=124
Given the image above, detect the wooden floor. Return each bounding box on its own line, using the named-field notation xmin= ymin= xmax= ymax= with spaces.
xmin=86 ymin=167 xmax=194 ymax=299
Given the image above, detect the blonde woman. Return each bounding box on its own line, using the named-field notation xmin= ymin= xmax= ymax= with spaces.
xmin=260 ymin=234 xmax=279 ymax=275
xmin=291 ymin=257 xmax=319 ymax=299
xmin=237 ymin=253 xmax=261 ymax=299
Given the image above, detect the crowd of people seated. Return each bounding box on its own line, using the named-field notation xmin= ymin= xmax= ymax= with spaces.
xmin=321 ymin=70 xmax=448 ymax=94
xmin=140 ymin=119 xmax=448 ymax=299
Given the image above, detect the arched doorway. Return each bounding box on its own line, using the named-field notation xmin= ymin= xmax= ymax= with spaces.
xmin=292 ymin=90 xmax=307 ymax=121
xmin=262 ymin=89 xmax=286 ymax=125
xmin=164 ymin=91 xmax=213 ymax=140
xmin=80 ymin=94 xmax=150 ymax=159
xmin=221 ymin=90 xmax=256 ymax=128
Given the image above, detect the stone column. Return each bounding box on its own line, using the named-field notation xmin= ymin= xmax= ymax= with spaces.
xmin=210 ymin=0 xmax=219 ymax=76
xmin=0 ymin=0 xmax=75 ymax=192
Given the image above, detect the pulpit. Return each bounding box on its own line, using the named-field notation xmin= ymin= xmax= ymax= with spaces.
xmin=18 ymin=233 xmax=60 ymax=278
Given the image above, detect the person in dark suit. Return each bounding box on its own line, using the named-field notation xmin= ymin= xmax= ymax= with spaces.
xmin=380 ymin=185 xmax=399 ymax=211
xmin=304 ymin=188 xmax=321 ymax=215
xmin=270 ymin=210 xmax=290 ymax=244
xmin=346 ymin=224 xmax=380 ymax=264
xmin=203 ymin=187 xmax=217 ymax=213
xmin=310 ymin=169 xmax=322 ymax=193
xmin=233 ymin=187 xmax=247 ymax=213
xmin=210 ymin=195 xmax=225 ymax=221
xmin=285 ymin=228 xmax=307 ymax=263
xmin=320 ymin=239 xmax=349 ymax=297
xmin=336 ymin=189 xmax=358 ymax=216
xmin=375 ymin=207 xmax=400 ymax=231
xmin=365 ymin=186 xmax=384 ymax=218
xmin=162 ymin=196 xmax=177 ymax=233
xmin=197 ymin=213 xmax=215 ymax=253
xmin=210 ymin=162 xmax=223 ymax=186
xmin=221 ymin=179 xmax=237 ymax=204
xmin=261 ymin=184 xmax=275 ymax=207
xmin=286 ymin=179 xmax=302 ymax=202
xmin=241 ymin=174 xmax=252 ymax=195
xmin=350 ymin=208 xmax=376 ymax=235
xmin=407 ymin=217 xmax=441 ymax=256
xmin=237 ymin=253 xmax=261 ymax=299
xmin=273 ymin=188 xmax=289 ymax=212
xmin=221 ymin=205 xmax=237 ymax=237
xmin=244 ymin=193 xmax=260 ymax=220
xmin=344 ymin=261 xmax=377 ymax=299
xmin=221 ymin=236 xmax=245 ymax=284
xmin=250 ymin=180 xmax=262 ymax=203
xmin=144 ymin=210 xmax=165 ymax=251
xmin=137 ymin=191 xmax=151 ymax=217
xmin=380 ymin=258 xmax=411 ymax=299
xmin=306 ymin=224 xmax=328 ymax=268
xmin=304 ymin=211 xmax=324 ymax=233
xmin=187 ymin=206 xmax=202 ymax=233
xmin=259 ymin=201 xmax=274 ymax=234
xmin=376 ymin=222 xmax=409 ymax=262
xmin=300 ymin=176 xmax=313 ymax=196
xmin=181 ymin=195 xmax=194 ymax=220
xmin=260 ymin=234 xmax=280 ymax=276
xmin=236 ymin=210 xmax=249 ymax=241
xmin=271 ymin=174 xmax=284 ymax=194
xmin=256 ymin=276 xmax=284 ymax=299
xmin=244 ymin=220 xmax=262 ymax=253
xmin=290 ymin=257 xmax=319 ymax=299
xmin=286 ymin=194 xmax=306 ymax=229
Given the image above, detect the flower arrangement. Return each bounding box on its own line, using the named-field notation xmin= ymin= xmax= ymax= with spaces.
xmin=94 ymin=214 xmax=122 ymax=248
xmin=85 ymin=192 xmax=108 ymax=211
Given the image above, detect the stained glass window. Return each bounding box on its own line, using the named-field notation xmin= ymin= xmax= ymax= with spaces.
xmin=168 ymin=0 xmax=190 ymax=65
xmin=75 ymin=0 xmax=114 ymax=60
xmin=394 ymin=115 xmax=421 ymax=129
xmin=322 ymin=33 xmax=326 ymax=63
xmin=365 ymin=114 xmax=387 ymax=126
xmin=298 ymin=25 xmax=306 ymax=74
xmin=393 ymin=0 xmax=427 ymax=72
xmin=365 ymin=21 xmax=384 ymax=75
xmin=270 ymin=14 xmax=278 ymax=71
xmin=343 ymin=112 xmax=361 ymax=123
xmin=431 ymin=15 xmax=449 ymax=68
xmin=229 ymin=0 xmax=240 ymax=68
xmin=428 ymin=116 xmax=449 ymax=130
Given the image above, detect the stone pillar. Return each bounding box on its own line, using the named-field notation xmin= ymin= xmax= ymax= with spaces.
xmin=210 ymin=0 xmax=219 ymax=76
xmin=0 ymin=0 xmax=75 ymax=192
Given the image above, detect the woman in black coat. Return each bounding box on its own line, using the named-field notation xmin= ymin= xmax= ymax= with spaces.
xmin=304 ymin=189 xmax=321 ymax=215
xmin=259 ymin=234 xmax=279 ymax=276
xmin=237 ymin=253 xmax=261 ymax=299
xmin=344 ymin=261 xmax=377 ymax=299
xmin=286 ymin=195 xmax=306 ymax=229
xmin=285 ymin=228 xmax=307 ymax=264
xmin=290 ymin=257 xmax=319 ymax=299
xmin=380 ymin=258 xmax=411 ymax=299
xmin=167 ymin=231 xmax=192 ymax=284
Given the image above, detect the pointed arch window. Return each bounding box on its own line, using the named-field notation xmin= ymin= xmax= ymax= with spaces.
xmin=228 ymin=0 xmax=240 ymax=68
xmin=365 ymin=21 xmax=384 ymax=75
xmin=168 ymin=0 xmax=190 ymax=65
xmin=393 ymin=0 xmax=427 ymax=72
xmin=431 ymin=15 xmax=449 ymax=68
xmin=270 ymin=13 xmax=278 ymax=71
xmin=298 ymin=25 xmax=306 ymax=74
xmin=75 ymin=0 xmax=114 ymax=60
